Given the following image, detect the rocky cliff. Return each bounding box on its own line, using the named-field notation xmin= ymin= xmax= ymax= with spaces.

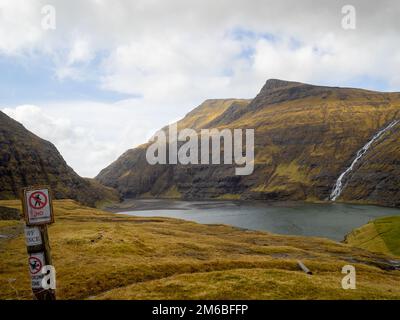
xmin=0 ymin=111 xmax=119 ymax=207
xmin=96 ymin=79 xmax=400 ymax=206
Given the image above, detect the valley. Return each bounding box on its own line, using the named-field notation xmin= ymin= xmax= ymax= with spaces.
xmin=1 ymin=79 xmax=400 ymax=300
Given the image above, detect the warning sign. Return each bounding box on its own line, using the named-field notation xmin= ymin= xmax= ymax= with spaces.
xmin=29 ymin=252 xmax=45 ymax=289
xmin=23 ymin=188 xmax=54 ymax=225
xmin=29 ymin=191 xmax=48 ymax=209
xmin=29 ymin=255 xmax=43 ymax=275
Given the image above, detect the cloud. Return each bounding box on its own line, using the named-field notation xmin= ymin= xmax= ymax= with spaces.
xmin=2 ymin=105 xmax=82 ymax=143
xmin=99 ymin=34 xmax=245 ymax=104
xmin=3 ymin=0 xmax=400 ymax=91
xmin=0 ymin=0 xmax=43 ymax=54
xmin=54 ymin=39 xmax=94 ymax=81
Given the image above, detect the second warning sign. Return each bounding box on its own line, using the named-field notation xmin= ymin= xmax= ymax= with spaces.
xmin=23 ymin=187 xmax=54 ymax=225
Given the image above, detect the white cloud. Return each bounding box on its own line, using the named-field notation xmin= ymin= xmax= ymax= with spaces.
xmin=67 ymin=39 xmax=92 ymax=65
xmin=2 ymin=105 xmax=82 ymax=144
xmin=100 ymin=35 xmax=245 ymax=104
xmin=54 ymin=39 xmax=94 ymax=81
xmin=3 ymin=0 xmax=400 ymax=90
xmin=0 ymin=0 xmax=43 ymax=54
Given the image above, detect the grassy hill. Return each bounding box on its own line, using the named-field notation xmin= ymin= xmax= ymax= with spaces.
xmin=1 ymin=200 xmax=399 ymax=300
xmin=96 ymin=79 xmax=400 ymax=207
xmin=345 ymin=216 xmax=400 ymax=257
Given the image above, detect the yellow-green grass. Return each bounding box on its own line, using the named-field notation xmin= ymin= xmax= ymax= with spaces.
xmin=96 ymin=267 xmax=400 ymax=300
xmin=216 ymin=194 xmax=241 ymax=200
xmin=345 ymin=216 xmax=400 ymax=257
xmin=0 ymin=200 xmax=399 ymax=300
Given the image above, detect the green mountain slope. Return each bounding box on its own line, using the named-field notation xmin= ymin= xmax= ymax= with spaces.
xmin=96 ymin=79 xmax=400 ymax=206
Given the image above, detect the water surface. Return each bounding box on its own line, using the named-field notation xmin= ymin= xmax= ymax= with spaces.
xmin=110 ymin=200 xmax=400 ymax=241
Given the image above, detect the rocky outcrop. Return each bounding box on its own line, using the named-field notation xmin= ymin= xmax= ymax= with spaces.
xmin=96 ymin=79 xmax=400 ymax=207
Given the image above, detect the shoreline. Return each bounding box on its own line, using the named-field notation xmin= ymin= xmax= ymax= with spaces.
xmin=103 ymin=198 xmax=400 ymax=213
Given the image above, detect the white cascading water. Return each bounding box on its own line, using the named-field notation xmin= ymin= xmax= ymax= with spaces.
xmin=330 ymin=119 xmax=399 ymax=201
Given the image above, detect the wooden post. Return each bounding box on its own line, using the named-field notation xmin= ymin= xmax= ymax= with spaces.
xmin=21 ymin=186 xmax=56 ymax=300
xmin=297 ymin=260 xmax=313 ymax=275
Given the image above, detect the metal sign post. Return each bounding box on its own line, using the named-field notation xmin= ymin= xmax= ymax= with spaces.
xmin=21 ymin=186 xmax=56 ymax=300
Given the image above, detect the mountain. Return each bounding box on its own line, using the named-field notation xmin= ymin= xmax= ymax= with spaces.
xmin=0 ymin=111 xmax=119 ymax=207
xmin=96 ymin=79 xmax=400 ymax=207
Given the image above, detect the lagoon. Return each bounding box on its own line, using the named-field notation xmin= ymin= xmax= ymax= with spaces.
xmin=109 ymin=200 xmax=400 ymax=241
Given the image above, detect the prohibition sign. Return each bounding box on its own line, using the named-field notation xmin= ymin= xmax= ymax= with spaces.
xmin=29 ymin=191 xmax=48 ymax=210
xmin=29 ymin=256 xmax=43 ymax=275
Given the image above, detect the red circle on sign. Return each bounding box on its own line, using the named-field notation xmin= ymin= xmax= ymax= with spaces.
xmin=29 ymin=191 xmax=48 ymax=210
xmin=29 ymin=256 xmax=43 ymax=275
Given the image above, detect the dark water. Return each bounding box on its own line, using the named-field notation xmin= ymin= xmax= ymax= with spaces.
xmin=111 ymin=200 xmax=400 ymax=241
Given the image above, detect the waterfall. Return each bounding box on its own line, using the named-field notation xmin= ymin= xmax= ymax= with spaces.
xmin=330 ymin=119 xmax=399 ymax=201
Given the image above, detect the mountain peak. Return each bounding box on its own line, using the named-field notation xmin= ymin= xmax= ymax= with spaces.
xmin=261 ymin=79 xmax=303 ymax=92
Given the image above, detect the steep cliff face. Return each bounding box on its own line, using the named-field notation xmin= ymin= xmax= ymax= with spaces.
xmin=340 ymin=126 xmax=400 ymax=207
xmin=96 ymin=79 xmax=400 ymax=206
xmin=0 ymin=111 xmax=119 ymax=207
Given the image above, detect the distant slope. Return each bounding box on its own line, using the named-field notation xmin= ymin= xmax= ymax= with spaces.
xmin=96 ymin=99 xmax=252 ymax=198
xmin=1 ymin=199 xmax=400 ymax=300
xmin=177 ymin=98 xmax=251 ymax=130
xmin=0 ymin=111 xmax=119 ymax=207
xmin=345 ymin=216 xmax=400 ymax=257
xmin=96 ymin=79 xmax=400 ymax=206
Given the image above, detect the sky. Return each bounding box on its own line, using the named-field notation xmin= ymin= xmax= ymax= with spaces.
xmin=1 ymin=0 xmax=400 ymax=177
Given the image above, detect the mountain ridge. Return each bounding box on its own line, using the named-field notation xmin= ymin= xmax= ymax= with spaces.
xmin=95 ymin=79 xmax=400 ymax=207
